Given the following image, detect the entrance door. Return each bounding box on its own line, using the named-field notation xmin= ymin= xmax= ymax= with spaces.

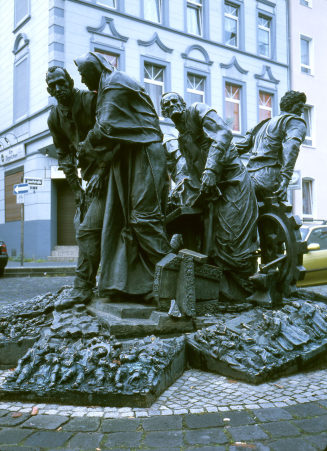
xmin=56 ymin=180 xmax=76 ymax=245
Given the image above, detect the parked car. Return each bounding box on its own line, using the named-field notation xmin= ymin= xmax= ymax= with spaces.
xmin=297 ymin=221 xmax=327 ymax=287
xmin=0 ymin=240 xmax=8 ymax=276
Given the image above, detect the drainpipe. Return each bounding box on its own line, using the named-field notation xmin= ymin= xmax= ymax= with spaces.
xmin=286 ymin=0 xmax=292 ymax=90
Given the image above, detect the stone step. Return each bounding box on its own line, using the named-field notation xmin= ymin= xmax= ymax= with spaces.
xmin=88 ymin=299 xmax=194 ymax=338
xmin=47 ymin=256 xmax=78 ymax=262
xmin=4 ymin=266 xmax=76 ymax=277
xmin=95 ymin=301 xmax=157 ymax=319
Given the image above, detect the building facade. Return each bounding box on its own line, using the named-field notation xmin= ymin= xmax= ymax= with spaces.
xmin=0 ymin=0 xmax=289 ymax=258
xmin=288 ymin=0 xmax=327 ymax=220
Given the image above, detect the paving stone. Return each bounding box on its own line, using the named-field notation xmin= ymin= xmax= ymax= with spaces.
xmin=0 ymin=428 xmax=33 ymax=444
xmin=184 ymin=447 xmax=225 ymax=451
xmin=252 ymin=407 xmax=293 ymax=422
xmin=261 ymin=421 xmax=301 ymax=438
xmin=24 ymin=431 xmax=73 ymax=448
xmin=144 ymin=430 xmax=183 ymax=448
xmin=21 ymin=414 xmax=69 ymax=430
xmin=142 ymin=414 xmax=182 ymax=431
xmin=184 ymin=413 xmax=224 ymax=429
xmin=0 ymin=410 xmax=9 ymax=417
xmin=285 ymin=401 xmax=327 ymax=418
xmin=301 ymin=432 xmax=327 ymax=450
xmin=184 ymin=428 xmax=228 ymax=446
xmin=230 ymin=445 xmax=270 ymax=451
xmin=0 ymin=447 xmax=41 ymax=451
xmin=0 ymin=413 xmax=31 ymax=426
xmin=269 ymin=437 xmax=316 ymax=451
xmin=319 ymin=400 xmax=327 ymax=408
xmin=101 ymin=417 xmax=140 ymax=432
xmin=229 ymin=424 xmax=269 ymax=441
xmin=103 ymin=431 xmax=142 ymax=448
xmin=220 ymin=410 xmax=255 ymax=426
xmin=292 ymin=415 xmax=327 ymax=433
xmin=62 ymin=416 xmax=100 ymax=432
xmin=68 ymin=432 xmax=103 ymax=449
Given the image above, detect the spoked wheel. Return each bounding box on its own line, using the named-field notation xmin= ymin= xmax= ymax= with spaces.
xmin=257 ymin=198 xmax=306 ymax=298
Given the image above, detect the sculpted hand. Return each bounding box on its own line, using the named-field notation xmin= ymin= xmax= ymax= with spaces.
xmin=200 ymin=170 xmax=217 ymax=195
xmin=273 ymin=177 xmax=289 ymax=201
xmin=76 ymin=141 xmax=87 ymax=160
xmin=74 ymin=188 xmax=84 ymax=206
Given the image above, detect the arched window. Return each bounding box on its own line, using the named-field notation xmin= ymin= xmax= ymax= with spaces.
xmin=13 ymin=34 xmax=30 ymax=121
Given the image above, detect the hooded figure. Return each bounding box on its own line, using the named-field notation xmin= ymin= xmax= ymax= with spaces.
xmin=75 ymin=52 xmax=171 ymax=300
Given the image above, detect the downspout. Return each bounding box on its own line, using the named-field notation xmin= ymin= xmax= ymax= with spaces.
xmin=286 ymin=0 xmax=292 ymax=90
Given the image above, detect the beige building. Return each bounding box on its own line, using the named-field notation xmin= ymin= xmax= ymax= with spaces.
xmin=289 ymin=0 xmax=327 ymax=220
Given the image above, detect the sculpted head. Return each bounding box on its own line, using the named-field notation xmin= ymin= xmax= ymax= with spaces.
xmin=161 ymin=92 xmax=186 ymax=121
xmin=280 ymin=91 xmax=306 ymax=116
xmin=46 ymin=66 xmax=74 ymax=106
xmin=74 ymin=52 xmax=115 ymax=91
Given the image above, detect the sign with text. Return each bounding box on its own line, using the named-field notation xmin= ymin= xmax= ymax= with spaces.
xmin=0 ymin=144 xmax=25 ymax=166
xmin=25 ymin=177 xmax=43 ymax=186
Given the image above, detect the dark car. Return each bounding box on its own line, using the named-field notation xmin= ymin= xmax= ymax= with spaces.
xmin=0 ymin=240 xmax=8 ymax=275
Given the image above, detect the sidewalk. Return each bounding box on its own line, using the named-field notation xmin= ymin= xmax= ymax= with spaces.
xmin=0 ymin=366 xmax=326 ymax=449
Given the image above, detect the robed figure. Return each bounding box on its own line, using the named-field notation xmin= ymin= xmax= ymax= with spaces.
xmin=161 ymin=93 xmax=259 ymax=292
xmin=75 ymin=52 xmax=171 ymax=300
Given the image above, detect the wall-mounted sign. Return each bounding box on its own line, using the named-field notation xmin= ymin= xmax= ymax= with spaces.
xmin=0 ymin=144 xmax=25 ymax=165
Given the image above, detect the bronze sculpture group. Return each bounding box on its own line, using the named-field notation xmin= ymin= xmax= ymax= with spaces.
xmin=46 ymin=52 xmax=307 ymax=311
xmin=1 ymin=55 xmax=320 ymax=405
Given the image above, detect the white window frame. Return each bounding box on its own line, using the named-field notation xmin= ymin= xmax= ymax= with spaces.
xmin=258 ymin=91 xmax=273 ymax=121
xmin=187 ymin=73 xmax=206 ymax=104
xmin=144 ymin=0 xmax=162 ymax=23
xmin=96 ymin=0 xmax=116 ymax=9
xmin=302 ymin=105 xmax=314 ymax=147
xmin=225 ymin=82 xmax=242 ymax=134
xmin=300 ymin=35 xmax=313 ymax=75
xmin=186 ymin=0 xmax=203 ymax=36
xmin=258 ymin=13 xmax=271 ymax=58
xmin=144 ymin=63 xmax=165 ymax=118
xmin=224 ymin=2 xmax=239 ymax=48
xmin=302 ymin=178 xmax=314 ymax=217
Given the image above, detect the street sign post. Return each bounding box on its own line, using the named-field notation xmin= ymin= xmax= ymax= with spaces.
xmin=13 ymin=183 xmax=28 ymax=266
xmin=13 ymin=183 xmax=29 ymax=195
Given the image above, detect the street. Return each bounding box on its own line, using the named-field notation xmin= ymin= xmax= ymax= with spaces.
xmin=0 ymin=276 xmax=74 ymax=304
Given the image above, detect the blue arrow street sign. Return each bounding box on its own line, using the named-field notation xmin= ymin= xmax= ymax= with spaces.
xmin=13 ymin=183 xmax=29 ymax=195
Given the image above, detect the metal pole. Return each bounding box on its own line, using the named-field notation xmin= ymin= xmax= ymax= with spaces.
xmin=20 ymin=202 xmax=24 ymax=266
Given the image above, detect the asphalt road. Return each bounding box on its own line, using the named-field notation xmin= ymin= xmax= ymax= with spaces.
xmin=0 ymin=276 xmax=75 ymax=304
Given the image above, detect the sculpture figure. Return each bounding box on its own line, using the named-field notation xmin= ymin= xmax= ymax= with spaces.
xmin=161 ymin=93 xmax=258 ymax=294
xmin=236 ymin=90 xmax=307 ymax=200
xmin=74 ymin=52 xmax=171 ymax=301
xmin=46 ymin=66 xmax=103 ymax=310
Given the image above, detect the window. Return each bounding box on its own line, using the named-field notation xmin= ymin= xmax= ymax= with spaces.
xmin=187 ymin=0 xmax=202 ymax=36
xmin=258 ymin=91 xmax=273 ymax=121
xmin=96 ymin=0 xmax=116 ymax=7
xmin=14 ymin=0 xmax=29 ymax=28
xmin=301 ymin=36 xmax=312 ymax=74
xmin=187 ymin=73 xmax=205 ymax=104
xmin=300 ymin=0 xmax=311 ymax=6
xmin=94 ymin=48 xmax=119 ymax=68
xmin=14 ymin=56 xmax=29 ymax=121
xmin=144 ymin=63 xmax=165 ymax=116
xmin=144 ymin=0 xmax=162 ymax=23
xmin=302 ymin=106 xmax=313 ymax=146
xmin=5 ymin=169 xmax=24 ymax=223
xmin=302 ymin=179 xmax=313 ymax=216
xmin=225 ymin=82 xmax=241 ymax=133
xmin=258 ymin=14 xmax=271 ymax=57
xmin=224 ymin=2 xmax=239 ymax=47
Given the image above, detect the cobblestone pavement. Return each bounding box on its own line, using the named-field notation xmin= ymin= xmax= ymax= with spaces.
xmin=0 ymin=367 xmax=326 ymax=449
